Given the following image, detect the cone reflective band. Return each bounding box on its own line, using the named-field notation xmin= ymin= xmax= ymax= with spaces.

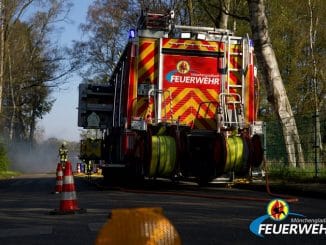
xmin=55 ymin=163 xmax=63 ymax=194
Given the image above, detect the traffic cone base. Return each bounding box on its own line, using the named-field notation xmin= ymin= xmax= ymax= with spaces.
xmin=49 ymin=207 xmax=86 ymax=215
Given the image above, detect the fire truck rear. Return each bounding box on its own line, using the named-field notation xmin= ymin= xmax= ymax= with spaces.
xmin=78 ymin=11 xmax=264 ymax=184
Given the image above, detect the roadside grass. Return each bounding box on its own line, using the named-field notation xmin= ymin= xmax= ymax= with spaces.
xmin=266 ymin=163 xmax=326 ymax=183
xmin=0 ymin=171 xmax=20 ymax=179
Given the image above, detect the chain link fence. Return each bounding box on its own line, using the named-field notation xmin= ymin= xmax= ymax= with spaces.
xmin=264 ymin=109 xmax=325 ymax=179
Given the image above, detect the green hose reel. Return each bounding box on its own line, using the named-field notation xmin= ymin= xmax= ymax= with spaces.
xmin=224 ymin=136 xmax=246 ymax=173
xmin=149 ymin=136 xmax=177 ymax=177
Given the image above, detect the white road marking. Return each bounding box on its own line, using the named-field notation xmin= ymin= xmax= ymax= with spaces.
xmin=88 ymin=223 xmax=105 ymax=232
xmin=0 ymin=226 xmax=53 ymax=237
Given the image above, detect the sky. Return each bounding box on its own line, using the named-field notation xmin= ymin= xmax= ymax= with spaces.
xmin=37 ymin=1 xmax=93 ymax=142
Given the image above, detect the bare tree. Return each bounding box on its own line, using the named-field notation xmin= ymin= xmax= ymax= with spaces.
xmin=186 ymin=0 xmax=194 ymax=26
xmin=0 ymin=0 xmax=74 ymax=145
xmin=72 ymin=0 xmax=139 ymax=82
xmin=0 ymin=0 xmax=34 ymax=114
xmin=247 ymin=0 xmax=305 ymax=167
xmin=219 ymin=0 xmax=230 ymax=29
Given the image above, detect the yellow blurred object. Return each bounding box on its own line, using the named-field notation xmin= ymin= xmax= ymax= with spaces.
xmin=95 ymin=207 xmax=181 ymax=245
xmin=80 ymin=138 xmax=102 ymax=159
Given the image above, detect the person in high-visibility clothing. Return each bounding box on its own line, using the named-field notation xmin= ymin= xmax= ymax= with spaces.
xmin=86 ymin=160 xmax=93 ymax=175
xmin=58 ymin=141 xmax=68 ymax=169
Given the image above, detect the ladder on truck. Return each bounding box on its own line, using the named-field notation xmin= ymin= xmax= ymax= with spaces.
xmin=219 ymin=35 xmax=248 ymax=130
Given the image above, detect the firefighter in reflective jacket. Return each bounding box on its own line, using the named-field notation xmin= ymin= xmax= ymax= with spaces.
xmin=58 ymin=142 xmax=68 ymax=169
xmin=86 ymin=160 xmax=93 ymax=175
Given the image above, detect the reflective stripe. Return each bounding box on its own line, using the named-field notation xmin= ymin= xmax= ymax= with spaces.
xmin=63 ymin=176 xmax=74 ymax=184
xmin=61 ymin=191 xmax=77 ymax=200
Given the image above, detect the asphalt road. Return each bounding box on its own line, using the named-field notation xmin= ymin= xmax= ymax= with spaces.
xmin=0 ymin=173 xmax=325 ymax=245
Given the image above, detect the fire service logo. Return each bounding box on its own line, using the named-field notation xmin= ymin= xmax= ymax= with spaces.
xmin=249 ymin=199 xmax=326 ymax=238
xmin=176 ymin=60 xmax=190 ymax=74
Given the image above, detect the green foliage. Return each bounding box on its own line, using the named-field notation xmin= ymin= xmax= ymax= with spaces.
xmin=0 ymin=140 xmax=10 ymax=171
xmin=267 ymin=163 xmax=326 ymax=183
xmin=264 ymin=0 xmax=326 ymax=114
xmin=2 ymin=20 xmax=55 ymax=142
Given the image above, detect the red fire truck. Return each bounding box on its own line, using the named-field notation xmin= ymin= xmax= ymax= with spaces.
xmin=78 ymin=11 xmax=264 ymax=184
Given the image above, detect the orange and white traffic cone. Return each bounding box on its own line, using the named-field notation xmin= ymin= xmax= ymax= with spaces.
xmin=54 ymin=163 xmax=63 ymax=194
xmin=50 ymin=161 xmax=86 ymax=214
xmin=76 ymin=163 xmax=81 ymax=174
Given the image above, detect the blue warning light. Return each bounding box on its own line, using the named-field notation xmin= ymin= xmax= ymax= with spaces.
xmin=129 ymin=29 xmax=136 ymax=39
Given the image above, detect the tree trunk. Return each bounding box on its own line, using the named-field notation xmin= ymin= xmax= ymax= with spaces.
xmin=8 ymin=47 xmax=16 ymax=141
xmin=29 ymin=108 xmax=36 ymax=149
xmin=0 ymin=1 xmax=4 ymax=114
xmin=219 ymin=0 xmax=230 ymax=29
xmin=186 ymin=0 xmax=194 ymax=26
xmin=247 ymin=0 xmax=305 ymax=168
xmin=308 ymin=0 xmax=321 ymax=175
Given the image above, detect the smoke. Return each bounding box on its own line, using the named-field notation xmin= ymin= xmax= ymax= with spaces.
xmin=8 ymin=141 xmax=60 ymax=173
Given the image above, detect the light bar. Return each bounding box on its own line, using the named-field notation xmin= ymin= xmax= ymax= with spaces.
xmin=181 ymin=32 xmax=191 ymax=39
xmin=197 ymin=33 xmax=206 ymax=40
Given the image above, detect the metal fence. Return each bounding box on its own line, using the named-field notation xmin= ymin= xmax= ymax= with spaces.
xmin=264 ymin=109 xmax=325 ymax=177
